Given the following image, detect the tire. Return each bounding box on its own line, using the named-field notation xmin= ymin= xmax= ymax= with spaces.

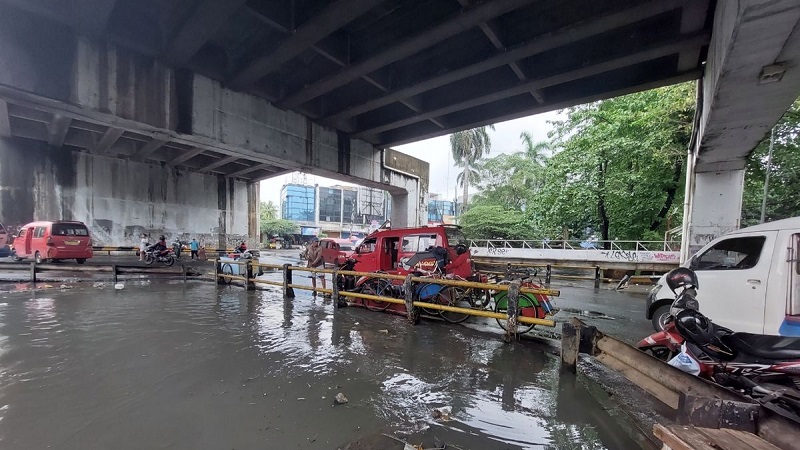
xmin=641 ymin=345 xmax=677 ymax=362
xmin=651 ymin=304 xmax=671 ymax=331
xmin=76 ymin=258 xmax=86 ymax=265
xmin=437 ymin=286 xmax=473 ymax=324
xmin=11 ymin=250 xmax=21 ymax=262
xmin=495 ymin=293 xmax=538 ymax=334
xmin=144 ymin=254 xmax=154 ymax=265
xmin=418 ymin=283 xmax=444 ymax=316
xmin=221 ymin=263 xmax=233 ymax=284
xmin=361 ymin=279 xmax=392 ymax=311
xmin=165 ymin=255 xmax=175 ymax=266
xmin=34 ymin=251 xmax=42 ymax=265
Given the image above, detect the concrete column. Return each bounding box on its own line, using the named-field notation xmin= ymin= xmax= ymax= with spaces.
xmin=247 ymin=181 xmax=260 ymax=245
xmin=390 ymin=192 xmax=409 ymax=228
xmin=683 ymin=169 xmax=745 ymax=258
xmin=314 ymin=184 xmax=320 ymax=227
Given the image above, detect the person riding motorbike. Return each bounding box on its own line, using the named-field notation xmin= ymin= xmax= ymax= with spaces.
xmin=148 ymin=235 xmax=169 ymax=257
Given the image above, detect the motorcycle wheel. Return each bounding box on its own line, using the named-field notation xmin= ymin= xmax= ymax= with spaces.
xmin=144 ymin=254 xmax=154 ymax=265
xmin=361 ymin=279 xmax=392 ymax=311
xmin=641 ymin=345 xmax=677 ymax=362
xmin=165 ymin=255 xmax=175 ymax=266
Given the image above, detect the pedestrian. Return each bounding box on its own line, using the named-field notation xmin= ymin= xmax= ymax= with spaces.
xmin=190 ymin=238 xmax=200 ymax=260
xmin=139 ymin=233 xmax=148 ymax=261
xmin=306 ymin=238 xmax=327 ymax=296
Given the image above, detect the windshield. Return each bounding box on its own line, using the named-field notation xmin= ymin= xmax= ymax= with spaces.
xmin=444 ymin=227 xmax=467 ymax=247
xmin=340 ymin=245 xmax=353 ymax=251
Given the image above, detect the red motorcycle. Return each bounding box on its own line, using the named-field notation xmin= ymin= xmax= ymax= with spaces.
xmin=640 ymin=268 xmax=800 ymax=420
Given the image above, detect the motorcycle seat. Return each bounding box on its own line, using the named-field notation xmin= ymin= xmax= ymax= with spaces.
xmin=722 ymin=332 xmax=800 ymax=360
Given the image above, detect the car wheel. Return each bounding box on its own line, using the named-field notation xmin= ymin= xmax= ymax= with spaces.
xmin=34 ymin=251 xmax=43 ymax=264
xmin=651 ymin=304 xmax=671 ymax=331
xmin=76 ymin=258 xmax=86 ymax=265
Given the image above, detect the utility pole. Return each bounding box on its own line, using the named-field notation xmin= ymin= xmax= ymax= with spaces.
xmin=760 ymin=128 xmax=775 ymax=223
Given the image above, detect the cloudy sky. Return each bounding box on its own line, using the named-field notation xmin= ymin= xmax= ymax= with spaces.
xmin=259 ymin=110 xmax=563 ymax=204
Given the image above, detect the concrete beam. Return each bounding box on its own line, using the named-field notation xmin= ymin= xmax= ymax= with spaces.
xmin=170 ymin=147 xmax=205 ymax=165
xmin=381 ymin=70 xmax=702 ymax=147
xmin=323 ymin=0 xmax=691 ymax=125
xmin=229 ymin=0 xmax=386 ymax=89
xmin=164 ymin=0 xmax=248 ymax=66
xmin=0 ymin=100 xmax=10 ymax=137
xmin=226 ymin=163 xmax=276 ymax=178
xmin=458 ymin=0 xmax=544 ymax=104
xmin=279 ymin=0 xmax=538 ymax=108
xmin=93 ymin=128 xmax=124 ymax=154
xmin=132 ymin=138 xmax=167 ymax=161
xmin=357 ymin=33 xmax=709 ymax=138
xmin=46 ymin=115 xmax=71 ymax=147
xmin=72 ymin=0 xmax=116 ymax=36
xmin=199 ymin=155 xmax=239 ymax=172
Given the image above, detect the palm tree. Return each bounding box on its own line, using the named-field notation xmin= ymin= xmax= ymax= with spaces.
xmin=450 ymin=125 xmax=494 ymax=214
xmin=519 ymin=131 xmax=550 ymax=166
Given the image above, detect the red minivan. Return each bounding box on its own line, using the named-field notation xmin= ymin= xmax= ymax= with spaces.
xmin=12 ymin=221 xmax=93 ymax=264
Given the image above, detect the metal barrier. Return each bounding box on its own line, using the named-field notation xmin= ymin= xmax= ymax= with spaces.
xmin=3 ymin=262 xmax=192 ymax=283
xmin=477 ymin=262 xmax=612 ymax=288
xmin=212 ymin=259 xmax=560 ymax=340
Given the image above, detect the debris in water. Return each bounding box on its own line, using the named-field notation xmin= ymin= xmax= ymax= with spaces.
xmin=297 ymin=397 xmax=306 ymax=401
xmin=92 ymin=282 xmax=105 ymax=289
xmin=334 ymin=393 xmax=348 ymax=404
xmin=114 ymin=283 xmax=124 ymax=290
xmin=431 ymin=406 xmax=452 ymax=421
xmin=379 ymin=329 xmax=389 ymax=334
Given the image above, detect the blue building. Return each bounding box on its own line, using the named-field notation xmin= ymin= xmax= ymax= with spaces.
xmin=428 ymin=198 xmax=456 ymax=224
xmin=281 ymin=184 xmax=315 ymax=222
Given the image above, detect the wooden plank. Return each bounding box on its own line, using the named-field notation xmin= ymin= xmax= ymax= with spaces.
xmin=717 ymin=428 xmax=782 ymax=450
xmin=654 ymin=425 xmax=715 ymax=450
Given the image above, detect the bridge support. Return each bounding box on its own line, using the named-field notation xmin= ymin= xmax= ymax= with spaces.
xmin=682 ymin=169 xmax=744 ymax=260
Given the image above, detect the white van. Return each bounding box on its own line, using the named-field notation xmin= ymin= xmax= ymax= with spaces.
xmin=645 ymin=217 xmax=800 ymax=336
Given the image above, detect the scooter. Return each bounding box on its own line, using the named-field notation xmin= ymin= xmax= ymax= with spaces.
xmin=653 ymin=268 xmax=800 ymax=420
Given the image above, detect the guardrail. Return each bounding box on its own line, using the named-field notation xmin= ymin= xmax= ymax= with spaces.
xmin=212 ymin=259 xmax=560 ymax=340
xmin=470 ymin=239 xmax=681 ymax=252
xmin=2 ymin=262 xmax=193 ymax=283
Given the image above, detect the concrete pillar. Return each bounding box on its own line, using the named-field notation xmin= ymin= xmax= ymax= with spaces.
xmin=247 ymin=181 xmax=260 ymax=245
xmin=314 ymin=184 xmax=320 ymax=227
xmin=683 ymin=169 xmax=745 ymax=258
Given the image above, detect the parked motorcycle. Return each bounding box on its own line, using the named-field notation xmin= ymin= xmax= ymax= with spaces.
xmin=645 ymin=267 xmax=800 ymax=420
xmin=172 ymin=239 xmax=184 ymax=259
xmin=144 ymin=248 xmax=176 ymax=266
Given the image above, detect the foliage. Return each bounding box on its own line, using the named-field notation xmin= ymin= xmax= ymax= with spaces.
xmin=450 ymin=126 xmax=494 ymax=213
xmin=537 ymin=83 xmax=695 ymax=241
xmin=741 ymin=98 xmax=800 ymax=226
xmin=260 ymin=201 xmax=278 ymax=222
xmin=261 ymin=219 xmax=297 ymax=237
xmin=458 ymin=204 xmax=534 ymax=240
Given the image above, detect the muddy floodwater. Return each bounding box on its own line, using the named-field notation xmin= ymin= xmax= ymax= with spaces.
xmin=0 ymin=282 xmax=644 ymax=449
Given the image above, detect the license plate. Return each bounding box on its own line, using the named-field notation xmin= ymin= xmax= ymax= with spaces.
xmin=65 ymin=240 xmax=80 ymax=246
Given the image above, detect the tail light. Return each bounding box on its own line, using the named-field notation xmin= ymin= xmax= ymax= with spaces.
xmin=47 ymin=236 xmax=54 ymax=246
xmin=87 ymin=238 xmax=92 ymax=247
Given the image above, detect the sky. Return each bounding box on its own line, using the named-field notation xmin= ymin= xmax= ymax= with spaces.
xmin=259 ymin=111 xmax=563 ymax=204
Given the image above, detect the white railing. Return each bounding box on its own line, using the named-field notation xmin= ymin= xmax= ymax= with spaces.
xmin=468 ymin=239 xmax=682 ymax=252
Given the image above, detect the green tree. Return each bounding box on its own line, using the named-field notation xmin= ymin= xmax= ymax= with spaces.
xmin=450 ymin=125 xmax=494 ymax=213
xmin=260 ymin=201 xmax=278 ymax=222
xmin=742 ymin=97 xmax=800 ymax=226
xmin=458 ymin=204 xmax=533 ymax=240
xmin=540 ymin=82 xmax=695 ymax=241
xmin=261 ymin=219 xmax=297 ymax=237
xmin=519 ymin=131 xmax=550 ymax=165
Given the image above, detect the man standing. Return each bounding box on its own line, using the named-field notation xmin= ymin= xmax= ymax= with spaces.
xmin=190 ymin=238 xmax=200 ymax=260
xmin=306 ymin=238 xmax=326 ymax=296
xmin=139 ymin=233 xmax=148 ymax=262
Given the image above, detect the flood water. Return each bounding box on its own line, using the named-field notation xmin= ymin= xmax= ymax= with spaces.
xmin=0 ymin=281 xmax=644 ymax=449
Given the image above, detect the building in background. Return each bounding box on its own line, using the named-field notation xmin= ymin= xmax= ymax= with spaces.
xmin=428 ymin=193 xmax=457 ymax=225
xmin=280 ymin=182 xmax=391 ymax=240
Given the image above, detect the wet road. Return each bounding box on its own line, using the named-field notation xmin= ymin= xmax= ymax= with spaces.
xmin=0 ymin=282 xmax=646 ymax=449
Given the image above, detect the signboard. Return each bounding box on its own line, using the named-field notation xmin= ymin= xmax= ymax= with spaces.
xmin=300 ymin=227 xmax=320 ymax=236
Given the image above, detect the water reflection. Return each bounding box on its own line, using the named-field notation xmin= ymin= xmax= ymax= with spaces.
xmin=0 ymin=284 xmax=645 ymax=449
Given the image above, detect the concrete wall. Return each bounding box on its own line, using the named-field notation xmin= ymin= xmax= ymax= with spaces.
xmin=0 ymin=137 xmax=253 ymax=248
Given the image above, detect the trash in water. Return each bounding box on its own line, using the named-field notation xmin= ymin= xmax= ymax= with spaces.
xmin=114 ymin=283 xmax=124 ymax=290
xmin=431 ymin=406 xmax=452 ymax=421
xmin=92 ymin=282 xmax=105 ymax=289
xmin=379 ymin=329 xmax=389 ymax=334
xmin=335 ymin=393 xmax=348 ymax=404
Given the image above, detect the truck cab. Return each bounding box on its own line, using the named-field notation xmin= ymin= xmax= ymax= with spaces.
xmin=352 ymin=225 xmax=470 ymax=275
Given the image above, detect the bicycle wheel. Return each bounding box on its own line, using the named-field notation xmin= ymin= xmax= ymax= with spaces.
xmin=221 ymin=263 xmax=234 ymax=285
xmin=417 ymin=283 xmax=444 ymax=316
xmin=361 ymin=279 xmax=392 ymax=311
xmin=437 ymin=286 xmax=473 ymax=324
xmin=494 ymin=292 xmax=538 ymax=334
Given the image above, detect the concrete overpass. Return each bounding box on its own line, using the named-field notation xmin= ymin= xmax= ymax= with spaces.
xmin=0 ymin=0 xmax=797 ymax=250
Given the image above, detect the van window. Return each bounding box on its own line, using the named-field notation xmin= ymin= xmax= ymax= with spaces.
xmin=18 ymin=229 xmax=26 ymax=238
xmin=444 ymin=227 xmax=467 ymax=247
xmin=402 ymin=234 xmax=438 ymax=252
xmin=359 ymin=238 xmax=377 ymax=254
xmin=33 ymin=227 xmax=46 ymax=238
xmin=52 ymin=223 xmax=89 ymax=236
xmin=693 ymin=236 xmax=766 ymax=271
